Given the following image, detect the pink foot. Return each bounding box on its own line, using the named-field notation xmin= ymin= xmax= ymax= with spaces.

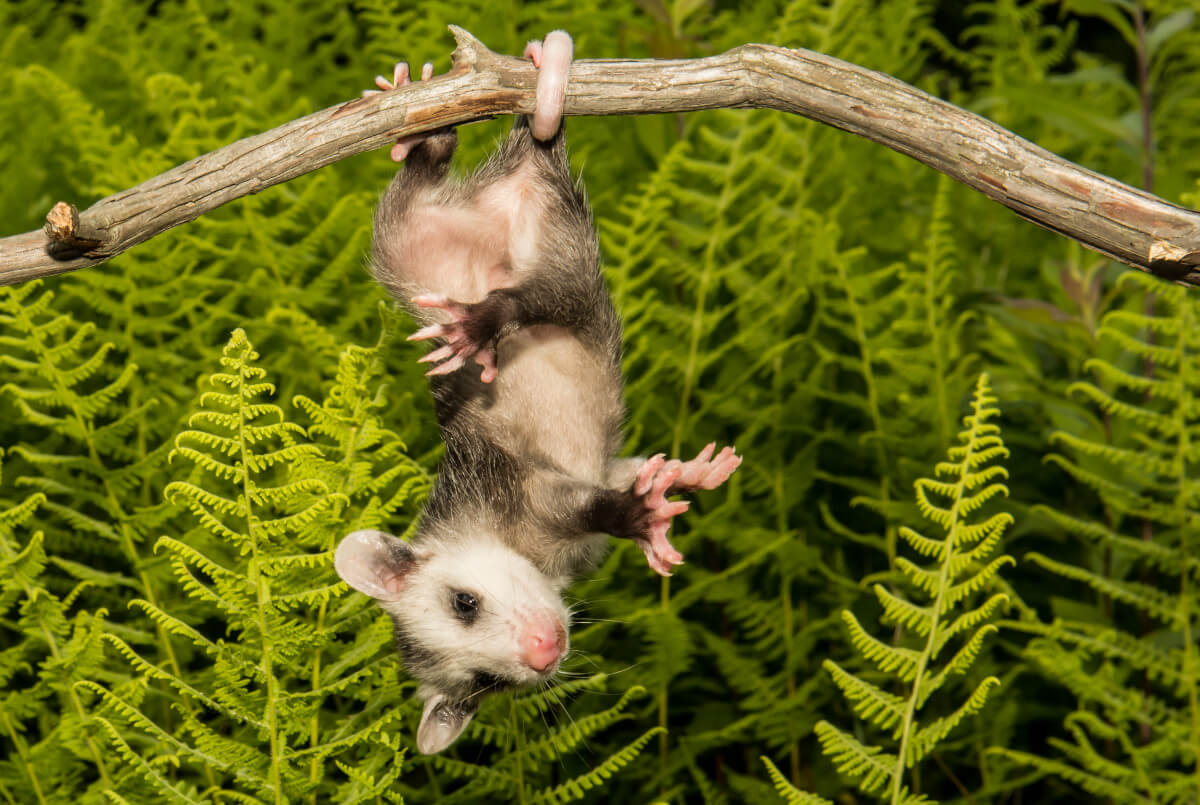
xmin=408 ymin=295 xmax=500 ymax=383
xmin=363 ymin=61 xmax=435 ymax=162
xmin=629 ymin=455 xmax=689 ymax=576
xmin=664 ymin=443 xmax=743 ymax=492
xmin=627 ymin=445 xmax=742 ymax=576
xmin=523 ymin=40 xmax=544 ymax=68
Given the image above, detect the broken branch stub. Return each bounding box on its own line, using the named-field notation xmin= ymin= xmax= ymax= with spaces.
xmin=2 ymin=26 xmax=1198 ymax=286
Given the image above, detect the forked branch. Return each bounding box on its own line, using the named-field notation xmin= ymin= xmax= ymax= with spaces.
xmin=2 ymin=26 xmax=1198 ymax=287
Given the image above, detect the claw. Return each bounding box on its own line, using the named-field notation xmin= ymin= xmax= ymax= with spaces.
xmin=408 ymin=323 xmax=446 ymax=341
xmin=425 ymin=354 xmax=466 ymax=376
xmin=635 ymin=454 xmax=666 ymax=496
xmin=418 ymin=345 xmax=456 ymax=364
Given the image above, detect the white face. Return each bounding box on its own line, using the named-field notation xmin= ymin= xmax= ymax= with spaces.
xmin=334 ymin=529 xmax=572 ymax=754
xmin=383 ymin=536 xmax=571 ymax=690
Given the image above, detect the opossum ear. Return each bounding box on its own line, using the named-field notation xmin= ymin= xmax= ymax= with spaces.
xmin=416 ymin=693 xmax=478 ymax=754
xmin=334 ymin=529 xmax=417 ymax=602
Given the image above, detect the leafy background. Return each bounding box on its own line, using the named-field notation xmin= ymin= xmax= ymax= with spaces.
xmin=1 ymin=0 xmax=1199 ymax=802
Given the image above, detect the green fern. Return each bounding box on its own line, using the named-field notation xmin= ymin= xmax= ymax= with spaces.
xmin=762 ymin=756 xmax=833 ymax=805
xmin=997 ymin=271 xmax=1200 ymax=802
xmin=0 ymin=449 xmax=115 ymax=802
xmin=90 ymin=328 xmax=410 ymax=801
xmin=811 ymin=374 xmax=1013 ymax=803
xmin=2 ymin=1 xmax=1199 ymax=802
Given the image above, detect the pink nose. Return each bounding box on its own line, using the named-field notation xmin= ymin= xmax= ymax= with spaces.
xmin=521 ymin=619 xmax=566 ymax=672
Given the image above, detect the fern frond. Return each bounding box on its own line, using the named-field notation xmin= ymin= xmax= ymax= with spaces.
xmin=840 ymin=610 xmax=921 ymax=682
xmin=823 ymin=660 xmax=906 ymax=732
xmin=815 ymin=375 xmax=1013 ymax=802
xmin=530 ymin=726 xmax=665 ymax=804
xmin=992 ymin=748 xmax=1154 ymax=804
xmin=761 ymin=756 xmax=834 ymax=804
xmin=1025 ymin=552 xmax=1179 ymax=624
xmin=813 ymin=721 xmax=896 ymax=795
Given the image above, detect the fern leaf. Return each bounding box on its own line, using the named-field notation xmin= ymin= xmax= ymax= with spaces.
xmin=531 ymin=726 xmax=665 ymax=804
xmin=815 ymin=375 xmax=1013 ymax=802
xmin=813 ymin=721 xmax=896 ymax=795
xmin=761 ymin=756 xmax=834 ymax=804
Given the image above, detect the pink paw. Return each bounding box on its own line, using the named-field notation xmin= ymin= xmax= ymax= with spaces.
xmin=363 ymin=61 xmax=435 ymax=162
xmin=666 ymin=443 xmax=743 ymax=492
xmin=408 ymin=295 xmax=499 ymax=383
xmin=630 ymin=455 xmax=690 ymax=576
xmin=628 ymin=444 xmax=742 ymax=577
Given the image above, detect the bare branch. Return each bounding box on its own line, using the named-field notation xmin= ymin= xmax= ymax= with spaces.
xmin=2 ymin=26 xmax=1198 ymax=287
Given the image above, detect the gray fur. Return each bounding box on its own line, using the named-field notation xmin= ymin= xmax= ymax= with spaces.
xmin=340 ymin=112 xmax=739 ymax=755
xmin=373 ymin=118 xmax=628 ymax=579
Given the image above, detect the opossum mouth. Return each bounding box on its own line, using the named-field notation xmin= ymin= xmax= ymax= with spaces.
xmin=471 ymin=670 xmax=513 ymax=693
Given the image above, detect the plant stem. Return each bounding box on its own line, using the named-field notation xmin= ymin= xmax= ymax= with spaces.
xmin=1 ymin=711 xmax=47 ymax=805
xmin=235 ymin=351 xmax=283 ymax=804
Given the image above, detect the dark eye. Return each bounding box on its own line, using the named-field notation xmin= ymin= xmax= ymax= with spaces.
xmin=451 ymin=591 xmax=479 ymax=624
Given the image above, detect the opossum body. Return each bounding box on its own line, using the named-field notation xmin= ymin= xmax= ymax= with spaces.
xmin=335 ymin=33 xmax=741 ymax=755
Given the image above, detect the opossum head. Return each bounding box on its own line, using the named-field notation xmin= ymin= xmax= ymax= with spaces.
xmin=334 ymin=529 xmax=570 ymax=754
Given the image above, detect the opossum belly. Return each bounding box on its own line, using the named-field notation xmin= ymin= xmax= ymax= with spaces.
xmin=382 ymin=202 xmax=514 ymax=310
xmin=487 ymin=325 xmax=618 ymax=482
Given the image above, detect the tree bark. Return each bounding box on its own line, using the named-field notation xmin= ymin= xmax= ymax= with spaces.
xmin=2 ymin=26 xmax=1198 ymax=287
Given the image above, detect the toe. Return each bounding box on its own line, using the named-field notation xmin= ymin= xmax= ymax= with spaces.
xmin=647 ymin=465 xmax=682 ymax=507
xmin=635 ymin=454 xmax=665 ymax=495
xmin=425 ymin=354 xmax=466 ymax=376
xmin=523 ymin=39 xmax=543 ymax=67
xmin=408 ymin=324 xmax=445 ymax=341
xmin=635 ymin=539 xmax=673 ymax=576
xmin=418 ymin=345 xmax=456 ymax=364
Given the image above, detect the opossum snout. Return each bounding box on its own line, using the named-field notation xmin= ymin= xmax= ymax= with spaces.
xmin=519 ymin=616 xmax=567 ymax=672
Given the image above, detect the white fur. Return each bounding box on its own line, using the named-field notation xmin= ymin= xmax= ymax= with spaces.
xmin=490 ymin=325 xmax=613 ymax=480
xmin=383 ymin=534 xmax=570 ymax=690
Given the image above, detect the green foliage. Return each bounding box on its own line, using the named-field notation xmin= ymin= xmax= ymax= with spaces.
xmin=811 ymin=375 xmax=1013 ymax=804
xmin=1 ymin=0 xmax=1199 ymax=803
xmin=994 ymin=272 xmax=1200 ymax=801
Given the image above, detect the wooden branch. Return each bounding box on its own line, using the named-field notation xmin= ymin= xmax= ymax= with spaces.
xmin=3 ymin=26 xmax=1199 ymax=287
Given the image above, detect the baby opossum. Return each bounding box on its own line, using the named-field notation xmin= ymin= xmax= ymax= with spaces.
xmin=334 ymin=32 xmax=741 ymax=755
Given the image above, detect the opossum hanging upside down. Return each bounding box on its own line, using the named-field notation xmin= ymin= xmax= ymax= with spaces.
xmin=334 ymin=32 xmax=741 ymax=755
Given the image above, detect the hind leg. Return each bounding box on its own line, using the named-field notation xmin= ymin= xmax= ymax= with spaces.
xmin=363 ymin=61 xmax=442 ymax=162
xmin=405 ymin=33 xmax=586 ymax=383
